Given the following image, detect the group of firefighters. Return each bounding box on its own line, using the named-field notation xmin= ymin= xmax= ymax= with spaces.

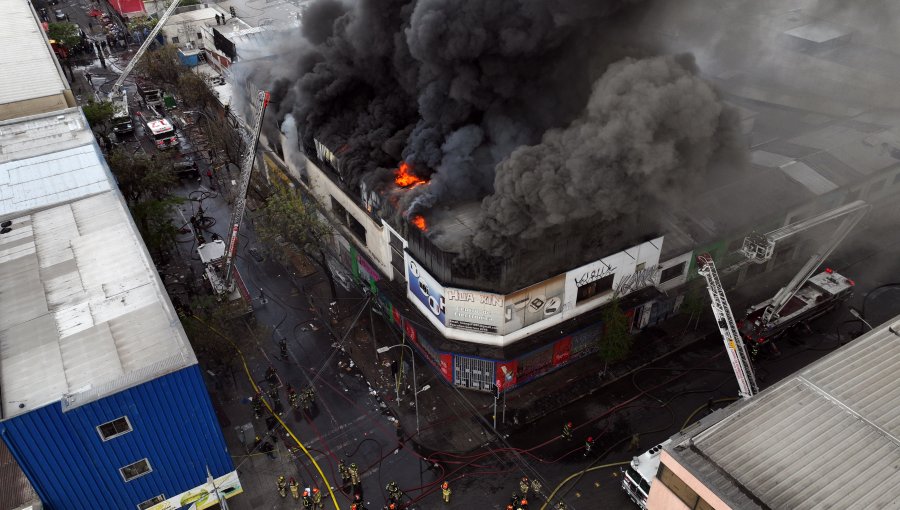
xmin=276 ymin=476 xmax=325 ymax=508
xmin=252 ymin=366 xmax=317 ymax=420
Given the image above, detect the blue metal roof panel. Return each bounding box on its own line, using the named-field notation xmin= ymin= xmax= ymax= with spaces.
xmin=0 ymin=365 xmax=233 ymax=510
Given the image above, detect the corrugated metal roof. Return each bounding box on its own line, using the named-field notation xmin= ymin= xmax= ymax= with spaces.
xmin=0 ymin=192 xmax=195 ymax=419
xmin=0 ymin=441 xmax=38 ymax=510
xmin=0 ymin=114 xmax=112 ymax=219
xmin=0 ymin=0 xmax=69 ymax=107
xmin=667 ymin=314 xmax=900 ymax=510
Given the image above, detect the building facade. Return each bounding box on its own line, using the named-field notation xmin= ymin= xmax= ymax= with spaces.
xmin=261 ymin=106 xmax=900 ymax=393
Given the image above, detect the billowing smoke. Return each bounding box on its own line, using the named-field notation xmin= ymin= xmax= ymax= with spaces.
xmin=473 ymin=54 xmax=735 ymax=256
xmin=250 ymin=0 xmax=740 ymax=261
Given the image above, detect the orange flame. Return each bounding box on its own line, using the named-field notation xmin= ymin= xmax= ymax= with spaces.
xmin=411 ymin=215 xmax=427 ymax=231
xmin=395 ymin=161 xmax=427 ymax=188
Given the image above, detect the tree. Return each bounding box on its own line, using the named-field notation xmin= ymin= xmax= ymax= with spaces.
xmin=131 ymin=198 xmax=181 ymax=263
xmin=681 ymin=285 xmax=707 ymax=330
xmin=82 ymin=100 xmax=116 ymax=135
xmin=106 ymin=149 xmax=177 ymax=203
xmin=599 ymin=298 xmax=633 ymax=367
xmin=178 ymin=72 xmax=217 ymax=110
xmin=48 ymin=22 xmax=82 ymax=50
xmin=127 ymin=16 xmax=157 ymax=33
xmin=136 ymin=45 xmax=183 ymax=91
xmin=181 ymin=296 xmax=271 ymax=372
xmin=201 ymin=109 xmax=245 ymax=167
xmin=255 ymin=184 xmax=339 ymax=297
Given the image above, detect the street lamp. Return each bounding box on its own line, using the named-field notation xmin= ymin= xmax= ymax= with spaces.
xmin=377 ymin=343 xmax=420 ymax=434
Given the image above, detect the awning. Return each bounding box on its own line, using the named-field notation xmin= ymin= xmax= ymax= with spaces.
xmin=107 ymin=0 xmax=145 ymax=17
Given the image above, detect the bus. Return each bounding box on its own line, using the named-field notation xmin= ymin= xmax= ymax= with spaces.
xmin=111 ymin=93 xmax=134 ymax=136
xmin=146 ymin=118 xmax=179 ymax=150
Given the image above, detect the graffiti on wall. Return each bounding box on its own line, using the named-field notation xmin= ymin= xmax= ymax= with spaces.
xmin=503 ymin=274 xmax=566 ymax=333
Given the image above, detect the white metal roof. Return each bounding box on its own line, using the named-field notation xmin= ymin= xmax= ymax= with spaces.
xmin=0 ymin=191 xmax=196 ymax=419
xmin=0 ymin=0 xmax=69 ymax=107
xmin=667 ymin=313 xmax=900 ymax=510
xmin=0 ymin=110 xmax=113 ymax=219
xmin=783 ymin=22 xmax=850 ymax=44
xmin=0 ymin=108 xmax=195 ymax=419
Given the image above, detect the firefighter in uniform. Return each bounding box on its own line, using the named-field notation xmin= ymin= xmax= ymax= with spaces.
xmin=289 ymin=477 xmax=300 ymax=500
xmin=302 ymin=489 xmax=312 ymax=509
xmin=252 ymin=392 xmax=263 ymax=420
xmin=349 ymin=463 xmax=361 ymax=492
xmin=530 ymin=478 xmax=542 ymax=499
xmin=385 ymin=481 xmax=403 ymax=502
xmin=300 ymin=390 xmax=312 ymax=411
xmin=276 ymin=476 xmax=287 ymax=498
xmin=441 ymin=481 xmax=451 ymax=503
xmin=265 ymin=365 xmax=278 ymax=386
xmin=629 ymin=433 xmax=641 ymax=451
xmin=562 ymin=421 xmax=573 ymax=441
xmin=583 ymin=436 xmax=595 ymax=456
xmin=305 ymin=385 xmax=317 ymax=405
xmin=288 ymin=385 xmax=300 ymax=409
xmin=517 ymin=496 xmax=529 ymax=510
xmin=312 ymin=487 xmax=323 ymax=508
xmin=555 ymin=502 xmax=567 ymax=510
xmin=338 ymin=460 xmax=351 ymax=486
xmin=519 ymin=476 xmax=530 ymax=497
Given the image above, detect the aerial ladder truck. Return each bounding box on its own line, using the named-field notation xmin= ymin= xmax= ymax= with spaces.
xmin=622 ymin=201 xmax=871 ymax=510
xmin=698 ymin=199 xmax=870 ymax=398
xmin=196 ymin=90 xmax=271 ymax=312
xmin=105 ymin=0 xmax=184 ymax=128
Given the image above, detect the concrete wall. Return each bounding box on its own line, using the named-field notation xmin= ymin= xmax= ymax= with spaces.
xmin=647 ymin=451 xmax=733 ymax=510
xmin=0 ymin=92 xmax=74 ymax=121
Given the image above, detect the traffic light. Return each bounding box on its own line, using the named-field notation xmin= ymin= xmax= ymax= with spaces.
xmin=229 ymin=6 xmax=236 ymax=17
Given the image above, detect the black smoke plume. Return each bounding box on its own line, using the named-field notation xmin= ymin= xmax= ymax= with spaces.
xmin=251 ymin=0 xmax=739 ymax=260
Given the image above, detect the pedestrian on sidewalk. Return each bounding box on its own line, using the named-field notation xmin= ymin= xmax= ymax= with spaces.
xmin=84 ymin=72 xmax=93 ymax=84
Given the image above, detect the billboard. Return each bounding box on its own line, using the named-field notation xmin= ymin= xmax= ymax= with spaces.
xmin=503 ymin=274 xmax=566 ymax=333
xmin=147 ymin=471 xmax=242 ymax=510
xmin=407 ymin=257 xmax=446 ymax=324
xmin=445 ymin=288 xmax=504 ymax=333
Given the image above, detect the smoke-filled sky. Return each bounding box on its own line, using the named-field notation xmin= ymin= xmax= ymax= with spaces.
xmin=249 ymin=0 xmax=743 ymax=258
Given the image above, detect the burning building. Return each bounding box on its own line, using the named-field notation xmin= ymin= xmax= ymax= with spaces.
xmin=251 ymin=0 xmax=900 ymax=392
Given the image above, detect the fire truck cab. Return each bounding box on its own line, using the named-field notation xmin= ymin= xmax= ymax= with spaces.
xmin=146 ymin=118 xmax=179 ymax=150
xmin=622 ymin=441 xmax=670 ymax=509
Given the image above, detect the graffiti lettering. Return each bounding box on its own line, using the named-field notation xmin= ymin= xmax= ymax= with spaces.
xmin=615 ymin=265 xmax=661 ymax=297
xmin=573 ymin=262 xmax=615 ymax=287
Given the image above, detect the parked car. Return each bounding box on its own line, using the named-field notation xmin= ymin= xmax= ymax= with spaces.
xmin=54 ymin=9 xmax=66 ymax=20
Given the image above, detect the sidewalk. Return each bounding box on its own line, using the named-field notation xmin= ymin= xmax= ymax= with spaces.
xmin=300 ymin=270 xmax=716 ymax=455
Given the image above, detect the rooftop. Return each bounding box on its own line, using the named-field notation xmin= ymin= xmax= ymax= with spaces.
xmin=0 ymin=111 xmax=195 ymax=420
xmin=0 ymin=109 xmax=113 ymax=218
xmin=0 ymin=0 xmax=69 ymax=115
xmin=666 ymin=313 xmax=900 ymax=510
xmin=168 ymin=6 xmax=229 ymax=25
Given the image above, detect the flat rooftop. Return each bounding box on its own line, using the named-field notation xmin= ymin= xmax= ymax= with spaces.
xmin=0 ymin=110 xmax=195 ymax=420
xmin=667 ymin=313 xmax=900 ymax=510
xmin=0 ymin=0 xmax=70 ymax=115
